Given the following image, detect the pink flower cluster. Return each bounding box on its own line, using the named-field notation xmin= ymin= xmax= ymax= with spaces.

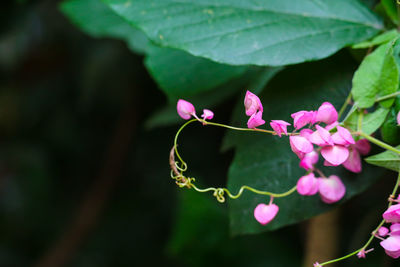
xmin=379 ymin=203 xmax=400 ymax=258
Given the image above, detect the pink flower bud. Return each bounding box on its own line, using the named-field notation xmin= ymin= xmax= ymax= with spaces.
xmin=378 ymin=226 xmax=389 ymax=237
xmin=331 ymin=126 xmax=355 ymax=146
xmin=342 ymin=147 xmax=361 ymax=173
xmin=270 ymin=120 xmax=291 ymax=137
xmin=177 ymin=99 xmax=196 ymax=120
xmin=299 ymin=151 xmax=319 ymax=170
xmin=297 ymin=173 xmax=319 ymax=195
xmin=355 ymin=139 xmax=371 ymax=155
xmin=244 ymin=90 xmax=263 ymax=117
xmin=383 ymin=204 xmax=400 ymax=223
xmin=318 ymin=175 xmax=346 ymax=204
xmin=247 ymin=111 xmax=265 ymax=129
xmin=313 ymin=262 xmax=322 ymax=267
xmin=201 ymin=109 xmax=214 ymax=120
xmin=289 ymin=136 xmax=313 ymax=159
xmin=357 ymin=248 xmax=374 ymax=258
xmin=316 ymin=102 xmax=338 ymax=124
xmin=291 ymin=110 xmax=314 ymax=129
xmin=254 ymin=203 xmax=279 ymax=225
xmin=320 ymin=145 xmax=349 ymax=166
xmin=380 ymin=235 xmax=400 ymax=258
xmin=309 ymin=125 xmax=334 ymax=146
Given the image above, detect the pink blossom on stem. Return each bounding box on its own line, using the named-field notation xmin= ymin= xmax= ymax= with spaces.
xmin=355 ymin=139 xmax=371 ymax=155
xmin=357 ymin=248 xmax=374 ymax=259
xmin=342 ymin=146 xmax=361 ymax=173
xmin=320 ymin=145 xmax=349 ymax=166
xmin=247 ymin=111 xmax=265 ymax=129
xmin=378 ymin=226 xmax=389 ymax=237
xmin=289 ymin=136 xmax=313 ymax=158
xmin=291 ymin=110 xmax=314 ymax=129
xmin=318 ymin=175 xmax=346 ymax=204
xmin=383 ymin=204 xmax=400 ymax=223
xmin=270 ymin=120 xmax=291 ymax=137
xmin=309 ymin=125 xmax=334 ymax=146
xmin=299 ymin=151 xmax=319 ymax=170
xmin=244 ymin=90 xmax=263 ymax=116
xmin=331 ymin=126 xmax=355 ymax=146
xmin=297 ymin=173 xmax=319 ymax=196
xmin=254 ymin=203 xmax=279 ymax=225
xmin=177 ymin=99 xmax=196 ymax=120
xmin=380 ymin=235 xmax=400 ymax=258
xmin=201 ymin=109 xmax=214 ymax=120
xmin=316 ymin=102 xmax=338 ymax=124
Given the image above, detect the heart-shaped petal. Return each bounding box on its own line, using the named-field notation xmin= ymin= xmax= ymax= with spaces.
xmin=254 ymin=203 xmax=279 ymax=225
xmin=321 ymin=145 xmax=349 ymax=166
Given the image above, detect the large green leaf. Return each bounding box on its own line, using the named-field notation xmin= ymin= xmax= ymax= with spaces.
xmin=144 ymin=45 xmax=246 ymax=101
xmin=365 ymin=145 xmax=400 ymax=172
xmin=104 ymin=0 xmax=382 ymax=66
xmin=224 ymin=55 xmax=383 ymax=235
xmin=61 ymin=0 xmax=149 ymax=54
xmin=352 ymin=42 xmax=399 ymax=108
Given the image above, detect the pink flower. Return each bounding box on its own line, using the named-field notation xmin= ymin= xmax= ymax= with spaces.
xmin=299 ymin=151 xmax=319 ymax=170
xmin=383 ymin=204 xmax=400 ymax=223
xmin=316 ymin=102 xmax=338 ymax=124
xmin=291 ymin=110 xmax=314 ymax=129
xmin=355 ymin=139 xmax=371 ymax=155
xmin=297 ymin=173 xmax=319 ymax=196
xmin=380 ymin=235 xmax=400 ymax=258
xmin=289 ymin=136 xmax=313 ymax=158
xmin=378 ymin=226 xmax=389 ymax=237
xmin=201 ymin=109 xmax=214 ymax=120
xmin=309 ymin=125 xmax=334 ymax=146
xmin=254 ymin=203 xmax=279 ymax=225
xmin=244 ymin=90 xmax=263 ymax=116
xmin=331 ymin=126 xmax=355 ymax=146
xmin=318 ymin=175 xmax=346 ymax=204
xmin=177 ymin=99 xmax=196 ymax=120
xmin=342 ymin=146 xmax=361 ymax=173
xmin=270 ymin=120 xmax=291 ymax=137
xmin=320 ymin=145 xmax=349 ymax=166
xmin=247 ymin=111 xmax=265 ymax=129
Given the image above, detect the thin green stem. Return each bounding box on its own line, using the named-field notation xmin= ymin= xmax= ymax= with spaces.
xmin=319 ymin=250 xmax=361 ymax=266
xmin=376 ymin=91 xmax=400 ymax=102
xmin=358 ymin=132 xmax=400 ymax=155
xmin=338 ymin=92 xmax=352 ymax=120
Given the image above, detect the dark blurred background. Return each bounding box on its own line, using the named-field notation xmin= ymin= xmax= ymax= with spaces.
xmin=0 ymin=1 xmax=399 ymax=267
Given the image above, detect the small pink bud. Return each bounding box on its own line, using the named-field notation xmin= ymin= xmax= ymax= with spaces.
xmin=383 ymin=204 xmax=400 ymax=223
xmin=318 ymin=175 xmax=346 ymax=204
xmin=270 ymin=120 xmax=291 ymax=137
xmin=378 ymin=226 xmax=389 ymax=237
xmin=316 ymin=102 xmax=338 ymax=124
xmin=320 ymin=145 xmax=349 ymax=166
xmin=247 ymin=111 xmax=265 ymax=129
xmin=355 ymin=139 xmax=371 ymax=155
xmin=299 ymin=151 xmax=319 ymax=170
xmin=177 ymin=99 xmax=196 ymax=120
xmin=357 ymin=248 xmax=374 ymax=258
xmin=342 ymin=147 xmax=361 ymax=173
xmin=313 ymin=262 xmax=322 ymax=267
xmin=244 ymin=90 xmax=263 ymax=117
xmin=201 ymin=109 xmax=214 ymax=120
xmin=297 ymin=173 xmax=319 ymax=195
xmin=289 ymin=136 xmax=313 ymax=158
xmin=254 ymin=203 xmax=279 ymax=225
xmin=380 ymin=235 xmax=400 ymax=258
xmin=291 ymin=110 xmax=314 ymax=129
xmin=331 ymin=126 xmax=355 ymax=146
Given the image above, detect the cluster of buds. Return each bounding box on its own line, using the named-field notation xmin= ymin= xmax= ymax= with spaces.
xmin=176 ymin=99 xmax=214 ymax=121
xmin=242 ymin=91 xmax=371 ymax=225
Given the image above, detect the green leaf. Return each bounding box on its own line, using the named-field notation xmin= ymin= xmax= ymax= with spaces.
xmin=60 ymin=0 xmax=149 ymax=54
xmin=224 ymin=56 xmax=383 ymax=235
xmin=352 ymin=43 xmax=399 ymax=108
xmin=104 ymin=0 xmax=382 ymax=66
xmin=352 ymin=29 xmax=399 ymax=48
xmin=365 ymin=145 xmax=400 ymax=171
xmin=343 ymin=107 xmax=390 ymax=134
xmin=382 ymin=0 xmax=399 ymax=24
xmin=144 ymin=45 xmax=247 ymax=101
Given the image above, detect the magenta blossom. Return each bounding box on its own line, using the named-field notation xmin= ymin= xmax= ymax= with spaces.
xmin=247 ymin=111 xmax=265 ymax=129
xmin=299 ymin=151 xmax=319 ymax=170
xmin=289 ymin=136 xmax=313 ymax=159
xmin=355 ymin=139 xmax=371 ymax=155
xmin=291 ymin=110 xmax=314 ymax=129
xmin=383 ymin=204 xmax=400 ymax=223
xmin=331 ymin=126 xmax=355 ymax=146
xmin=201 ymin=109 xmax=214 ymax=120
xmin=320 ymin=145 xmax=349 ymax=166
xmin=254 ymin=203 xmax=279 ymax=225
xmin=244 ymin=90 xmax=263 ymax=116
xmin=177 ymin=99 xmax=196 ymax=120
xmin=378 ymin=226 xmax=390 ymax=237
xmin=309 ymin=125 xmax=334 ymax=146
xmin=318 ymin=175 xmax=346 ymax=204
xmin=343 ymin=139 xmax=370 ymax=173
xmin=381 ymin=235 xmax=400 ymax=258
xmin=297 ymin=173 xmax=319 ymax=196
xmin=270 ymin=120 xmax=290 ymax=137
xmin=316 ymin=102 xmax=338 ymax=124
